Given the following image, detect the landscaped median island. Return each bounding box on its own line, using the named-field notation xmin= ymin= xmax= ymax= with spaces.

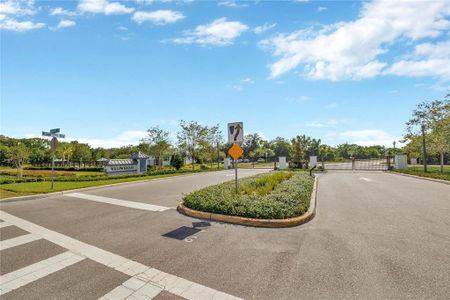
xmin=180 ymin=171 xmax=316 ymax=227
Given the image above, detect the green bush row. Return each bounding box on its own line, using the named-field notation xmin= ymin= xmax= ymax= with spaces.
xmin=183 ymin=171 xmax=314 ymax=219
xmin=392 ymin=170 xmax=450 ymax=181
xmin=0 ymin=168 xmax=204 ymax=184
xmin=25 ymin=166 xmax=104 ymax=172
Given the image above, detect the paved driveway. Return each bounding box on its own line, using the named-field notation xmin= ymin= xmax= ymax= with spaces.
xmin=1 ymin=170 xmax=449 ymax=299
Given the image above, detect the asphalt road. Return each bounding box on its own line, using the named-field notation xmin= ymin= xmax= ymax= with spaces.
xmin=1 ymin=170 xmax=449 ymax=299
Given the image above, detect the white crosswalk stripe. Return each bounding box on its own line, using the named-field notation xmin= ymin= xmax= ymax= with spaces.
xmin=0 ymin=210 xmax=242 ymax=300
xmin=0 ymin=233 xmax=41 ymax=251
xmin=0 ymin=251 xmax=85 ymax=295
xmin=0 ymin=222 xmax=12 ymax=228
xmin=65 ymin=193 xmax=171 ymax=212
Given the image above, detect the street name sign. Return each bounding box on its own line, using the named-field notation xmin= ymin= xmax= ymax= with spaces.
xmin=228 ymin=143 xmax=244 ymax=160
xmin=50 ymin=128 xmax=60 ymax=134
xmin=228 ymin=122 xmax=243 ymax=144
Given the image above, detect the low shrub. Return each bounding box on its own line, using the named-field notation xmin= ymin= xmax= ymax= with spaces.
xmin=25 ymin=166 xmax=104 ymax=172
xmin=183 ymin=171 xmax=314 ymax=219
xmin=392 ymin=169 xmax=450 ymax=181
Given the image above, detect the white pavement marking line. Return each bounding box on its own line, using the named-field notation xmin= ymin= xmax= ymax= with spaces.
xmin=359 ymin=177 xmax=372 ymax=182
xmin=65 ymin=193 xmax=170 ymax=212
xmin=99 ymin=276 xmax=163 ymax=300
xmin=0 ymin=222 xmax=12 ymax=228
xmin=0 ymin=233 xmax=41 ymax=251
xmin=0 ymin=251 xmax=85 ymax=295
xmin=0 ymin=211 xmax=242 ymax=300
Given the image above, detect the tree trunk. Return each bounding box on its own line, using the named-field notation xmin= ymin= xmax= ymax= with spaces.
xmin=440 ymin=151 xmax=444 ymax=174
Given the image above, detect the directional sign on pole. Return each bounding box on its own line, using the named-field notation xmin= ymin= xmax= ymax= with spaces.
xmin=42 ymin=131 xmax=52 ymax=137
xmin=228 ymin=144 xmax=244 ymax=160
xmin=228 ymin=122 xmax=243 ymax=144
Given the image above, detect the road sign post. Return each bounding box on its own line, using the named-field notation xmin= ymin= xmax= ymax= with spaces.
xmin=43 ymin=128 xmax=65 ymax=190
xmin=228 ymin=122 xmax=243 ymax=144
xmin=228 ymin=122 xmax=244 ymax=193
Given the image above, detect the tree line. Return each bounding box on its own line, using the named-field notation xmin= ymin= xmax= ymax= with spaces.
xmin=1 ymin=93 xmax=448 ymax=175
xmin=0 ymin=120 xmax=392 ymax=172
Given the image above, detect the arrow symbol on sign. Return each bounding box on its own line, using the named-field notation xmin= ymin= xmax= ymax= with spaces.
xmin=234 ymin=123 xmax=242 ymax=141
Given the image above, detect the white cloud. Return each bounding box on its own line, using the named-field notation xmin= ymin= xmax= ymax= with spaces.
xmin=262 ymin=0 xmax=450 ymax=80
xmin=0 ymin=18 xmax=44 ymax=31
xmin=0 ymin=0 xmax=36 ymax=16
xmin=132 ymin=10 xmax=185 ymax=25
xmin=105 ymin=2 xmax=135 ymax=15
xmin=241 ymin=77 xmax=254 ymax=84
xmin=339 ymin=129 xmax=397 ymax=146
xmin=50 ymin=7 xmax=77 ymax=16
xmin=78 ymin=0 xmax=134 ymax=15
xmin=305 ymin=119 xmax=340 ymax=128
xmin=385 ymin=40 xmax=450 ymax=79
xmin=135 ymin=0 xmax=154 ymax=4
xmin=218 ymin=1 xmax=248 ymax=8
xmin=57 ymin=19 xmax=76 ymax=29
xmin=317 ymin=6 xmax=327 ymax=12
xmin=173 ymin=17 xmax=248 ymax=46
xmin=253 ymin=22 xmax=276 ymax=34
xmin=0 ymin=0 xmax=45 ymax=32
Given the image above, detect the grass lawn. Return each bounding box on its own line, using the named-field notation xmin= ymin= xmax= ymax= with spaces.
xmin=183 ymin=171 xmax=314 ymax=219
xmin=393 ymin=165 xmax=450 ymax=181
xmin=238 ymin=162 xmax=274 ymax=169
xmin=0 ymin=172 xmax=200 ymax=199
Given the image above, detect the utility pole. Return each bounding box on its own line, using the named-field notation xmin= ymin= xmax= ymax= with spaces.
xmin=421 ymin=123 xmax=427 ymax=172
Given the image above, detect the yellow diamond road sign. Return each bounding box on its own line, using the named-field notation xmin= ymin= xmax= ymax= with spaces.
xmin=228 ymin=143 xmax=244 ymax=160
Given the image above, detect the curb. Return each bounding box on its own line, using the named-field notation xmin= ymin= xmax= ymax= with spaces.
xmin=0 ymin=170 xmax=229 ymax=204
xmin=388 ymin=171 xmax=449 ymax=185
xmin=177 ymin=176 xmax=318 ymax=228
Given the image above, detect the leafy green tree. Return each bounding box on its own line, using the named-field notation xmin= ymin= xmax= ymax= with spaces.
xmin=405 ymin=96 xmax=450 ymax=172
xmin=0 ymin=143 xmax=10 ymax=166
xmin=243 ymin=133 xmax=263 ymax=158
xmin=170 ymin=153 xmax=184 ymax=170
xmin=57 ymin=143 xmax=74 ymax=166
xmin=177 ymin=120 xmax=208 ymax=171
xmin=291 ymin=135 xmax=308 ymax=168
xmin=272 ymin=137 xmax=291 ymax=158
xmin=8 ymin=143 xmax=30 ymax=178
xmin=208 ymin=124 xmax=224 ymax=168
xmin=144 ymin=126 xmax=172 ymax=169
xmin=72 ymin=142 xmax=92 ymax=164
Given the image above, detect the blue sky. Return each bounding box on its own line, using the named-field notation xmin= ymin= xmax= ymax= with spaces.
xmin=1 ymin=0 xmax=449 ymax=148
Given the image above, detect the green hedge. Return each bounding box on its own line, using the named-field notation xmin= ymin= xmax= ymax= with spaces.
xmin=183 ymin=171 xmax=314 ymax=219
xmin=26 ymin=166 xmax=104 ymax=172
xmin=392 ymin=170 xmax=450 ymax=181
xmin=0 ymin=168 xmax=206 ymax=184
